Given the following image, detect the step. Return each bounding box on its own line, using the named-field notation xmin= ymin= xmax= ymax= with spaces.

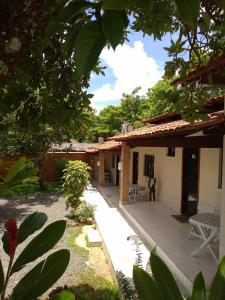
xmin=86 ymin=228 xmax=102 ymax=247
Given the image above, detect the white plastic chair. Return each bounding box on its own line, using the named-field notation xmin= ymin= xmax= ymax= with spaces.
xmin=128 ymin=185 xmax=136 ymax=203
xmin=128 ymin=184 xmax=145 ymax=203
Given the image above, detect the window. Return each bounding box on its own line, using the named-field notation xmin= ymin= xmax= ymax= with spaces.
xmin=218 ymin=148 xmax=223 ymax=189
xmin=167 ymin=147 xmax=176 ymax=157
xmin=144 ymin=155 xmax=154 ymax=177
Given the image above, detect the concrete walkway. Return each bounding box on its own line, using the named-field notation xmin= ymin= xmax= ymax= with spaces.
xmin=84 ymin=185 xmax=150 ymax=281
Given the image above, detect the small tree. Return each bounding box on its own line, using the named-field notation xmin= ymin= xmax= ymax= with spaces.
xmin=62 ymin=160 xmax=91 ymax=210
xmin=56 ymin=158 xmax=70 ymax=182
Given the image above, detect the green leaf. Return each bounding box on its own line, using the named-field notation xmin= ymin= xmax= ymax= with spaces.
xmin=102 ymin=0 xmax=130 ymax=10
xmin=133 ymin=265 xmax=162 ymax=300
xmin=150 ymin=252 xmax=184 ymax=300
xmin=2 ymin=231 xmax=9 ymax=256
xmin=4 ymin=157 xmax=26 ymax=184
xmin=11 ymin=220 xmax=66 ymax=274
xmin=74 ymin=21 xmax=106 ymax=75
xmin=103 ymin=10 xmax=128 ymax=50
xmin=175 ymin=0 xmax=200 ymax=26
xmin=0 ymin=258 xmax=4 ymax=294
xmin=18 ymin=212 xmax=48 ymax=244
xmin=1 ymin=158 xmax=38 ymax=194
xmin=191 ymin=272 xmax=206 ymax=300
xmin=11 ymin=249 xmax=70 ymax=300
xmin=45 ymin=0 xmax=91 ymax=37
xmin=208 ymin=256 xmax=225 ymax=300
xmin=50 ymin=290 xmax=75 ymax=300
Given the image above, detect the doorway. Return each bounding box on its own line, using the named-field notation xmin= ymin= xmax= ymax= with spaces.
xmin=116 ymin=156 xmax=120 ymax=186
xmin=132 ymin=152 xmax=139 ymax=184
xmin=182 ymin=148 xmax=199 ymax=216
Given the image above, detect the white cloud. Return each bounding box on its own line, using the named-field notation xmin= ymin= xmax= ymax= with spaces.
xmin=92 ymin=104 xmax=107 ymax=114
xmin=91 ymin=41 xmax=162 ymax=109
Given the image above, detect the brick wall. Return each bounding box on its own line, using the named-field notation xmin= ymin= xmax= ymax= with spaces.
xmin=0 ymin=152 xmax=93 ymax=183
xmin=0 ymin=155 xmax=29 ymax=178
xmin=41 ymin=151 xmax=91 ymax=182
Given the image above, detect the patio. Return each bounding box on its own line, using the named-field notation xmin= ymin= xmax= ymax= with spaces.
xmin=98 ymin=185 xmax=218 ymax=290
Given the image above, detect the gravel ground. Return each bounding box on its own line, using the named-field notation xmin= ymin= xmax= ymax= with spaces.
xmin=0 ymin=192 xmax=91 ymax=298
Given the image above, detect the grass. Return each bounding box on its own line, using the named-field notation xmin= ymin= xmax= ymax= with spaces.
xmin=67 ymin=225 xmax=89 ymax=257
xmin=80 ymin=268 xmax=119 ymax=292
xmin=73 ymin=268 xmax=121 ymax=299
xmin=47 ymin=224 xmax=121 ymax=299
xmin=48 ymin=268 xmax=121 ymax=300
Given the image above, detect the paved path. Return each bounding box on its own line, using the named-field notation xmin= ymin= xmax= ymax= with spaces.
xmin=84 ymin=185 xmax=150 ymax=280
xmin=0 ymin=192 xmax=86 ymax=298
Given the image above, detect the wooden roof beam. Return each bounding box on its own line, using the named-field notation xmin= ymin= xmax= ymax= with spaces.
xmin=127 ymin=135 xmax=223 ymax=148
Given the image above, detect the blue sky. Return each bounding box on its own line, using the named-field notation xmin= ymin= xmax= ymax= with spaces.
xmin=89 ymin=31 xmax=173 ymax=112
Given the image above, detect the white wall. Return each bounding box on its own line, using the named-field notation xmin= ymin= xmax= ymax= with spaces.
xmin=130 ymin=147 xmax=221 ymax=214
xmin=199 ymin=148 xmax=222 ymax=214
xmin=220 ymin=136 xmax=225 ymax=258
xmin=130 ymin=147 xmax=183 ymax=213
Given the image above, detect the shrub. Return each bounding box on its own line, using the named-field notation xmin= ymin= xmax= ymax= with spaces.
xmin=49 ymin=284 xmax=120 ymax=300
xmin=118 ymin=249 xmax=225 ymax=300
xmin=44 ymin=181 xmax=61 ymax=192
xmin=62 ymin=160 xmax=91 ymax=210
xmin=72 ymin=284 xmax=120 ymax=300
xmin=56 ymin=158 xmax=69 ymax=182
xmin=0 ymin=157 xmax=39 ymax=196
xmin=72 ymin=201 xmax=95 ymax=224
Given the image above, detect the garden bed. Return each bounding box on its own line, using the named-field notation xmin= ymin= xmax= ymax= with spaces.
xmin=0 ymin=191 xmax=120 ymax=299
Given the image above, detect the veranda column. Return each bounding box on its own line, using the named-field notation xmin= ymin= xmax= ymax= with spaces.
xmin=120 ymin=141 xmax=131 ymax=204
xmin=99 ymin=151 xmax=105 ymax=185
xmin=220 ymin=135 xmax=225 ymax=257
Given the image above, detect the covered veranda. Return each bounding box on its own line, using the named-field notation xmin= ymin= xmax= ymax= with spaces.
xmin=97 ymin=184 xmax=218 ymax=291
xmin=98 ymin=109 xmax=225 ymax=290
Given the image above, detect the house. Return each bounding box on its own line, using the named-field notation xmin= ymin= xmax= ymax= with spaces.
xmin=93 ymin=97 xmax=224 ymax=215
xmin=41 ymin=141 xmax=98 ymax=181
xmin=172 ymin=56 xmax=225 ymax=259
xmin=172 ymin=55 xmax=225 ymax=85
xmin=88 ymin=95 xmax=225 ymax=289
xmin=113 ymin=98 xmax=224 ymax=212
xmin=86 ymin=140 xmax=121 ymax=186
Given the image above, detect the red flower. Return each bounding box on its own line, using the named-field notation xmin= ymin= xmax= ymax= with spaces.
xmin=6 ymin=218 xmax=18 ymax=258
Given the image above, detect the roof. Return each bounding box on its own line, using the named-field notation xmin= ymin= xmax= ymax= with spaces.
xmin=172 ymin=56 xmax=225 ymax=85
xmin=51 ymin=142 xmax=98 ymax=152
xmin=143 ymin=95 xmax=224 ymax=124
xmin=86 ymin=141 xmax=121 ymax=153
xmin=112 ymin=111 xmax=225 ymax=141
xmin=143 ymin=111 xmax=179 ymax=124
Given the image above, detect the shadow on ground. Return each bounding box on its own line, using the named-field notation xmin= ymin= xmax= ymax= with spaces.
xmin=0 ymin=192 xmax=60 ymax=227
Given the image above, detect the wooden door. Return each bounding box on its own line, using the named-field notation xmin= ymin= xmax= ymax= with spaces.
xmin=132 ymin=152 xmax=139 ymax=184
xmin=116 ymin=156 xmax=120 ymax=186
xmin=182 ymin=148 xmax=199 ymax=216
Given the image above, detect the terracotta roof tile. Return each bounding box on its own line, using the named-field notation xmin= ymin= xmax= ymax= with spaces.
xmin=51 ymin=142 xmax=98 ymax=152
xmin=86 ymin=147 xmax=99 ymax=153
xmin=85 ymin=141 xmax=121 ymax=152
xmin=172 ymin=56 xmax=225 ymax=85
xmin=112 ymin=111 xmax=225 ymax=141
xmin=143 ymin=95 xmax=224 ymax=124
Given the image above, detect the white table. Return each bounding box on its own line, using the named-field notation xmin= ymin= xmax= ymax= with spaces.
xmin=189 ymin=213 xmax=220 ymax=263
